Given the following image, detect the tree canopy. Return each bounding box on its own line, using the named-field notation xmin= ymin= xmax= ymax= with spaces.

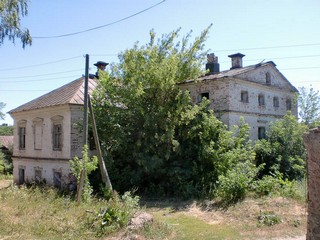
xmin=0 ymin=0 xmax=31 ymax=47
xmin=92 ymin=27 xmax=258 ymax=197
xmin=298 ymin=86 xmax=320 ymax=127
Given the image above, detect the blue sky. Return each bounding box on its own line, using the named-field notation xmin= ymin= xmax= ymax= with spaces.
xmin=0 ymin=0 xmax=320 ymax=125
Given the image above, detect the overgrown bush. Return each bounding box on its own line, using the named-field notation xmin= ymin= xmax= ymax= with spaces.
xmin=216 ymin=160 xmax=260 ymax=203
xmin=93 ymin=191 xmax=140 ymax=235
xmin=70 ymin=145 xmax=98 ymax=203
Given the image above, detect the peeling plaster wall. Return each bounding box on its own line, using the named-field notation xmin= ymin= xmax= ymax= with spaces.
xmin=179 ymin=66 xmax=297 ymax=140
xmin=304 ymin=127 xmax=320 ymax=239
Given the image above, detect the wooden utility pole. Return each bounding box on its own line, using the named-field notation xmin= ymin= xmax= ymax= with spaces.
xmin=76 ymin=54 xmax=89 ymax=203
xmin=88 ymin=96 xmax=113 ymax=191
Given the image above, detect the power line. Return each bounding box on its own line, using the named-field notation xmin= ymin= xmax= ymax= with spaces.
xmin=0 ymin=55 xmax=83 ymax=72
xmin=0 ymin=69 xmax=83 ymax=80
xmin=0 ymin=75 xmax=80 ymax=83
xmin=214 ymin=43 xmax=320 ymax=52
xmin=33 ymin=0 xmax=166 ymax=39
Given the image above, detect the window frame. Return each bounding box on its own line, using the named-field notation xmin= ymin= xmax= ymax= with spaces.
xmin=258 ymin=94 xmax=265 ymax=107
xmin=266 ymin=72 xmax=271 ymax=85
xmin=18 ymin=120 xmax=27 ymax=150
xmin=286 ymin=98 xmax=292 ymax=111
xmin=273 ymin=96 xmax=279 ymax=108
xmin=241 ymin=91 xmax=249 ymax=103
xmin=258 ymin=126 xmax=266 ymax=140
xmin=51 ymin=115 xmax=64 ymax=151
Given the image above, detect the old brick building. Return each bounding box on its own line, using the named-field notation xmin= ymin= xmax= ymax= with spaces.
xmin=179 ymin=53 xmax=298 ymax=140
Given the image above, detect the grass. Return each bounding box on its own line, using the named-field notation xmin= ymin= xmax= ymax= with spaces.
xmin=0 ymin=178 xmax=307 ymax=239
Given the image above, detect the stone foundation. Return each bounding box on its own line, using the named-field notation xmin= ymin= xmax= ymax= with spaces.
xmin=304 ymin=126 xmax=320 ymax=240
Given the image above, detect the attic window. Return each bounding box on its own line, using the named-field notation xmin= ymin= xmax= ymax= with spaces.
xmin=266 ymin=72 xmax=271 ymax=85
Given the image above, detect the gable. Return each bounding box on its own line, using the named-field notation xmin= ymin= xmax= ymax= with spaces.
xmin=233 ymin=63 xmax=298 ymax=93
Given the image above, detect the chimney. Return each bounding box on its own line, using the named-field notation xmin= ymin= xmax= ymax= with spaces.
xmin=206 ymin=53 xmax=220 ymax=74
xmin=228 ymin=53 xmax=245 ymax=69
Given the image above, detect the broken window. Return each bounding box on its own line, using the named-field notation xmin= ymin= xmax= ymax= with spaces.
xmin=241 ymin=91 xmax=249 ymax=103
xmin=273 ymin=96 xmax=279 ymax=108
xmin=19 ymin=167 xmax=25 ymax=185
xmin=197 ymin=92 xmax=210 ymax=103
xmin=258 ymin=94 xmax=265 ymax=106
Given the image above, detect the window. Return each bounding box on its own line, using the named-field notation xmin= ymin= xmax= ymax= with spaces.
xmin=19 ymin=127 xmax=26 ymax=149
xmin=51 ymin=115 xmax=63 ymax=151
xmin=198 ymin=92 xmax=209 ymax=103
xmin=266 ymin=72 xmax=271 ymax=85
xmin=18 ymin=167 xmax=25 ymax=185
xmin=258 ymin=94 xmax=265 ymax=106
xmin=18 ymin=120 xmax=27 ymax=150
xmin=273 ymin=96 xmax=279 ymax=108
xmin=286 ymin=98 xmax=292 ymax=110
xmin=34 ymin=168 xmax=42 ymax=184
xmin=33 ymin=118 xmax=43 ymax=150
xmin=53 ymin=171 xmax=62 ymax=188
xmin=258 ymin=127 xmax=266 ymax=139
xmin=53 ymin=124 xmax=62 ymax=150
xmin=241 ymin=91 xmax=249 ymax=103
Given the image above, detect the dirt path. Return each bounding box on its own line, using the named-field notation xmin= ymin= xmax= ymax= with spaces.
xmin=0 ymin=180 xmax=12 ymax=189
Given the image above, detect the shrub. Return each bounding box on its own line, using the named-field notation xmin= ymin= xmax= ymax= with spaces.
xmin=258 ymin=211 xmax=281 ymax=226
xmin=216 ymin=160 xmax=260 ymax=203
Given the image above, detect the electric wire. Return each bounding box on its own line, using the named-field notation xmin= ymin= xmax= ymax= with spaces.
xmin=32 ymin=0 xmax=166 ymax=39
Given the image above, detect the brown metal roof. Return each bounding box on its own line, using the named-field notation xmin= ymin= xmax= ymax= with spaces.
xmin=0 ymin=136 xmax=13 ymax=149
xmin=9 ymin=77 xmax=97 ymax=114
xmin=180 ymin=61 xmax=298 ymax=93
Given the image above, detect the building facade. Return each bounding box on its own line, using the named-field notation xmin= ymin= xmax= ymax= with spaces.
xmin=179 ymin=53 xmax=298 ymax=140
xmin=9 ymin=77 xmax=97 ymax=186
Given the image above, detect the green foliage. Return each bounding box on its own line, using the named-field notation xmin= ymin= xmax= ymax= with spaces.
xmin=94 ymin=191 xmax=140 ymax=235
xmin=69 ymin=145 xmax=98 ymax=202
xmin=258 ymin=211 xmax=281 ymax=226
xmin=216 ymin=160 xmax=260 ymax=203
xmin=298 ymin=86 xmax=320 ymax=127
xmin=0 ymin=102 xmax=5 ymax=120
xmin=0 ymin=151 xmax=4 ymax=173
xmin=255 ymin=113 xmax=307 ymax=181
xmin=0 ymin=124 xmax=13 ymax=135
xmin=0 ymin=0 xmax=32 ymax=47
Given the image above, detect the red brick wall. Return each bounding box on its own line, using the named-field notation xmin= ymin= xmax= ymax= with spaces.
xmin=304 ymin=127 xmax=320 ymax=239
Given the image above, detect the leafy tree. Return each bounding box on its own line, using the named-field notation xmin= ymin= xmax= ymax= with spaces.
xmin=298 ymin=86 xmax=320 ymax=127
xmin=255 ymin=113 xmax=307 ymax=180
xmin=0 ymin=0 xmax=32 ymax=47
xmin=0 ymin=124 xmax=13 ymax=135
xmin=0 ymin=102 xmax=5 ymax=120
xmin=92 ymin=27 xmax=256 ymax=197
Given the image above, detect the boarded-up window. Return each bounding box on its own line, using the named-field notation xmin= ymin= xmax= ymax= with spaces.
xmin=241 ymin=91 xmax=249 ymax=103
xmin=33 ymin=118 xmax=43 ymax=150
